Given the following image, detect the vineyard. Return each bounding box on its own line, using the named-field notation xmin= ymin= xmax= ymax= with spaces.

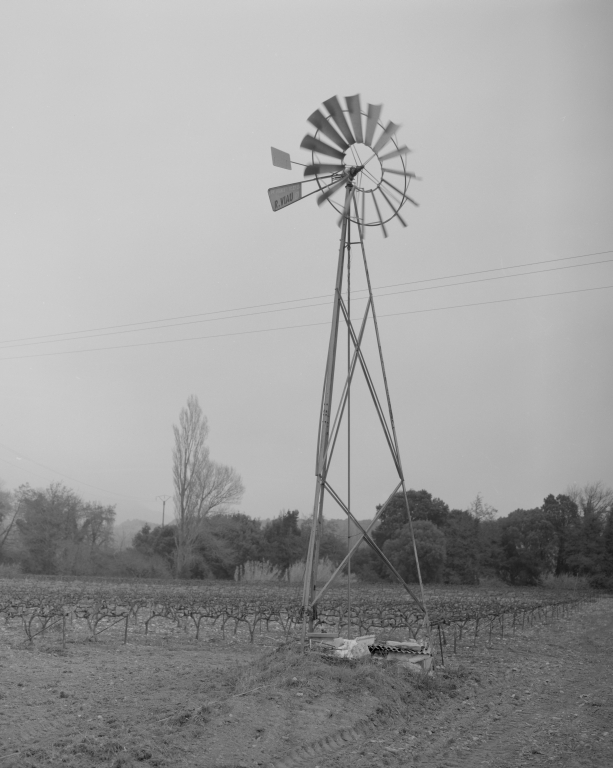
xmin=0 ymin=577 xmax=598 ymax=656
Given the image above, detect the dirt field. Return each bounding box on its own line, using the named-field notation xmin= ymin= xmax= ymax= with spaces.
xmin=1 ymin=597 xmax=611 ymax=768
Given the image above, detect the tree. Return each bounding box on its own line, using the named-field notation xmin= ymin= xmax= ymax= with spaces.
xmin=133 ymin=523 xmax=155 ymax=553
xmin=541 ymin=494 xmax=580 ymax=575
xmin=197 ymin=513 xmax=264 ymax=580
xmin=468 ymin=493 xmax=497 ymax=521
xmin=219 ymin=513 xmax=264 ymax=579
xmin=498 ymin=508 xmax=556 ymax=585
xmin=81 ymin=503 xmax=115 ymax=556
xmin=478 ymin=518 xmax=503 ymax=577
xmin=373 ymin=489 xmax=450 ymax=549
xmin=0 ymin=483 xmax=21 ymax=561
xmin=444 ymin=510 xmax=480 ymax=584
xmin=567 ymin=482 xmax=613 ymax=520
xmin=347 ymin=545 xmax=382 ymax=582
xmin=133 ymin=523 xmax=176 ymax=568
xmin=570 ymin=508 xmax=605 ymax=579
xmin=0 ymin=482 xmax=10 ymax=528
xmin=565 ymin=483 xmax=613 ymax=581
xmin=602 ymin=510 xmax=613 ymax=582
xmin=16 ymin=483 xmax=82 ymax=573
xmin=382 ymin=520 xmax=446 ymax=583
xmin=14 ymin=483 xmax=115 ymax=574
xmin=172 ymin=395 xmax=244 ymax=577
xmin=263 ymin=510 xmax=303 ymax=580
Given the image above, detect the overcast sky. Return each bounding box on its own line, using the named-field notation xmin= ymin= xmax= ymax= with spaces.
xmin=1 ymin=0 xmax=612 ymax=527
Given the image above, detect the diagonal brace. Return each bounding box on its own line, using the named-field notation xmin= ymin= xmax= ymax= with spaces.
xmin=323 ymin=480 xmax=425 ymax=612
xmin=337 ymin=297 xmax=401 ymax=476
xmin=311 ymin=481 xmax=424 ymax=614
xmin=311 ymin=481 xmax=401 ymax=607
xmin=324 ymin=297 xmax=372 ymax=471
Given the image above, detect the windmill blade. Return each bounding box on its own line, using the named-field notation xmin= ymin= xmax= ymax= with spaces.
xmin=378 ymin=145 xmax=411 ymax=162
xmin=364 ymin=103 xmax=383 ymax=147
xmin=300 ymin=134 xmax=345 ymax=160
xmin=371 ymin=190 xmax=388 ymax=238
xmin=307 ymin=110 xmax=349 ymax=151
xmin=304 ymin=163 xmax=345 ymax=177
xmin=382 ymin=177 xmax=419 ymax=206
xmin=372 ymin=121 xmax=400 ymax=155
xmin=379 ymin=186 xmax=407 ymax=227
xmin=345 ymin=94 xmax=364 ymax=143
xmin=323 ymin=95 xmax=355 ymax=145
xmin=317 ymin=173 xmax=349 ymax=206
xmin=382 ymin=167 xmax=418 ymax=178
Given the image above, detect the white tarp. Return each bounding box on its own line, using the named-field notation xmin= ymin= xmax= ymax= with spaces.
xmin=332 ymin=635 xmax=375 ymax=659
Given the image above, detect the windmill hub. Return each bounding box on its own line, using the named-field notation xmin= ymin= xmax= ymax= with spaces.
xmin=343 ymin=143 xmax=382 ymax=192
xmin=270 ymin=95 xmax=419 ymax=230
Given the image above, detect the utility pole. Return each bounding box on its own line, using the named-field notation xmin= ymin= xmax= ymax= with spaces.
xmin=156 ymin=495 xmax=171 ymax=527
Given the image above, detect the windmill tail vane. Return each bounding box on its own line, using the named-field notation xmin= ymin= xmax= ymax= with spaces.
xmin=268 ymin=95 xmax=430 ymax=658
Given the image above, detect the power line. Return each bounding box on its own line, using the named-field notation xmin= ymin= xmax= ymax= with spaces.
xmin=1 ymin=283 xmax=611 ymax=362
xmin=0 ymin=248 xmax=611 ymax=347
xmin=1 ymin=255 xmax=612 ymax=351
xmin=0 ymin=454 xmax=61 ymax=485
xmin=0 ymin=441 xmax=154 ymax=503
xmin=380 ymin=283 xmax=613 ymax=321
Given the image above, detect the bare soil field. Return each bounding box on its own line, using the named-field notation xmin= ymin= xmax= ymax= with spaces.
xmin=1 ymin=597 xmax=611 ymax=768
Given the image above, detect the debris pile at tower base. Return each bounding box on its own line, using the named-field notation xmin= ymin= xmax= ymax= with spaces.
xmin=311 ymin=634 xmax=433 ymax=675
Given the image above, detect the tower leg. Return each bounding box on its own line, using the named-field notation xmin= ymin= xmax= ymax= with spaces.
xmin=301 ymin=186 xmax=352 ymax=649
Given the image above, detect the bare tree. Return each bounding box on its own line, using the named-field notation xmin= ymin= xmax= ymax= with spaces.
xmin=567 ymin=482 xmax=613 ymax=520
xmin=468 ymin=492 xmax=497 ymax=521
xmin=172 ymin=395 xmax=244 ymax=577
xmin=80 ymin=503 xmax=116 ymax=554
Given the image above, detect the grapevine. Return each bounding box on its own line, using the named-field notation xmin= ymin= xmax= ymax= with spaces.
xmin=0 ymin=578 xmax=598 ymax=652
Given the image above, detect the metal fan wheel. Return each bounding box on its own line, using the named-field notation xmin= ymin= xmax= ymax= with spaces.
xmin=311 ymin=110 xmax=410 ymax=229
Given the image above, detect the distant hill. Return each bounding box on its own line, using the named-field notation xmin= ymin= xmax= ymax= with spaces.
xmin=112 ymin=519 xmax=150 ymax=551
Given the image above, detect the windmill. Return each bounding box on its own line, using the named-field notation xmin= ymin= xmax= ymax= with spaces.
xmin=268 ymin=95 xmax=430 ymax=651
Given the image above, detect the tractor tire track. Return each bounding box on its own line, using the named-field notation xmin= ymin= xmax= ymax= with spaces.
xmin=311 ymin=597 xmax=613 ymax=768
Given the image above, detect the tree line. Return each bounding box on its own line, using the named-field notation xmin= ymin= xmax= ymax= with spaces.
xmin=1 ymin=393 xmax=611 ymax=587
xmin=0 ymin=483 xmax=341 ymax=581
xmin=2 ymin=480 xmax=611 ymax=587
xmin=360 ymin=484 xmax=613 ymax=588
